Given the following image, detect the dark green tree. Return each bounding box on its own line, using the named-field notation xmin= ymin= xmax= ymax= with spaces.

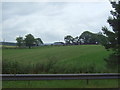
xmin=64 ymin=35 xmax=74 ymax=45
xmin=96 ymin=32 xmax=109 ymax=45
xmin=16 ymin=36 xmax=24 ymax=47
xmin=24 ymin=34 xmax=35 ymax=49
xmin=73 ymin=36 xmax=79 ymax=45
xmin=102 ymin=1 xmax=120 ymax=71
xmin=79 ymin=31 xmax=98 ymax=44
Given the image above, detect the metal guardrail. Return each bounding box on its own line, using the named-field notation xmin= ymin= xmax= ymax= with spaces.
xmin=1 ymin=73 xmax=120 ymax=81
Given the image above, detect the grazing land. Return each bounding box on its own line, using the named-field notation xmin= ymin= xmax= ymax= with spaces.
xmin=2 ymin=45 xmax=115 ymax=74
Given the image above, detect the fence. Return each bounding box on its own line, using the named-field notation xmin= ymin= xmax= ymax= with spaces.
xmin=1 ymin=73 xmax=119 ymax=85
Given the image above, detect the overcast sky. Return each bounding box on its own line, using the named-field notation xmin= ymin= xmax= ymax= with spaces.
xmin=1 ymin=1 xmax=112 ymax=43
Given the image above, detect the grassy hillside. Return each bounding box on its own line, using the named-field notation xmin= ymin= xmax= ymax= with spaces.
xmin=2 ymin=45 xmax=114 ymax=74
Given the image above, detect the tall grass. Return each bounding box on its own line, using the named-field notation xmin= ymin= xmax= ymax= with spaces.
xmin=2 ymin=45 xmax=115 ymax=74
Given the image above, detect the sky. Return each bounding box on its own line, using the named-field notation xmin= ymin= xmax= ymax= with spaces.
xmin=1 ymin=0 xmax=113 ymax=43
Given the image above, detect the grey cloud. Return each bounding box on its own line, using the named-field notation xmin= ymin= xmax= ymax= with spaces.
xmin=2 ymin=2 xmax=112 ymax=43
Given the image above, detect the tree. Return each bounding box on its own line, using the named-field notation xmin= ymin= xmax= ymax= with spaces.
xmin=79 ymin=31 xmax=98 ymax=44
xmin=96 ymin=32 xmax=109 ymax=45
xmin=102 ymin=1 xmax=120 ymax=70
xmin=24 ymin=34 xmax=35 ymax=49
xmin=35 ymin=38 xmax=43 ymax=46
xmin=16 ymin=36 xmax=24 ymax=47
xmin=73 ymin=36 xmax=79 ymax=45
xmin=64 ymin=35 xmax=74 ymax=45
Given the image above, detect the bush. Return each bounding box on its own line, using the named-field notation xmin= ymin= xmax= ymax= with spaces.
xmin=2 ymin=59 xmax=99 ymax=74
xmin=104 ymin=53 xmax=119 ymax=72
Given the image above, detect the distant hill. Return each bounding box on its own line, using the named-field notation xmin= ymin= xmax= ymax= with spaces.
xmin=0 ymin=42 xmax=16 ymax=46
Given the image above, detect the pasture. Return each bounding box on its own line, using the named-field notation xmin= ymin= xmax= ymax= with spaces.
xmin=2 ymin=45 xmax=119 ymax=88
xmin=2 ymin=45 xmax=114 ymax=74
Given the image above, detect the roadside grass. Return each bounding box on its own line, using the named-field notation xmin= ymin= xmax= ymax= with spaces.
xmin=2 ymin=79 xmax=119 ymax=88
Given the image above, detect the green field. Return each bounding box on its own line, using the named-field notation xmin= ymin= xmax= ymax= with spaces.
xmin=2 ymin=45 xmax=115 ymax=74
xmin=1 ymin=45 xmax=16 ymax=48
xmin=2 ymin=45 xmax=119 ymax=88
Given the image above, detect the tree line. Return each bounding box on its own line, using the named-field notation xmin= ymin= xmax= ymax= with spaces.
xmin=16 ymin=34 xmax=43 ymax=49
xmin=64 ymin=31 xmax=108 ymax=45
xmin=16 ymin=31 xmax=108 ymax=49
